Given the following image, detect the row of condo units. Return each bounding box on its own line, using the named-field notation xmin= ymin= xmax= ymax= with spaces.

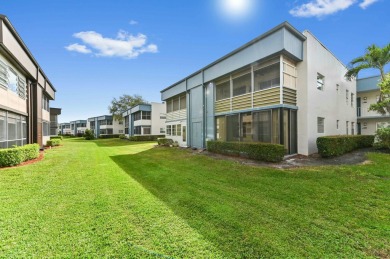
xmin=1 ymin=15 xmax=388 ymax=154
xmin=59 ymin=102 xmax=166 ymax=138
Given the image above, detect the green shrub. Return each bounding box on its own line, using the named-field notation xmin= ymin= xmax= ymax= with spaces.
xmin=98 ymin=134 xmax=120 ymax=139
xmin=50 ymin=136 xmax=63 ymax=140
xmin=374 ymin=127 xmax=390 ymax=149
xmin=207 ymin=141 xmax=285 ymax=162
xmin=119 ymin=134 xmax=128 ymax=139
xmin=46 ymin=139 xmax=61 ymax=147
xmin=84 ymin=129 xmax=95 ymax=140
xmin=317 ymin=135 xmax=374 ymax=157
xmin=0 ymin=144 xmax=39 ymax=167
xmin=157 ymin=138 xmax=174 ymax=146
xmin=129 ymin=135 xmax=165 ymax=141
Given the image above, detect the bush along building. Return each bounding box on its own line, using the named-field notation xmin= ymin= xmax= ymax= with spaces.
xmin=87 ymin=115 xmax=124 ymax=138
xmin=160 ymin=22 xmax=357 ymax=155
xmin=0 ymin=15 xmax=56 ymax=149
xmin=357 ymin=75 xmax=390 ymax=135
xmin=122 ymin=102 xmax=166 ymax=137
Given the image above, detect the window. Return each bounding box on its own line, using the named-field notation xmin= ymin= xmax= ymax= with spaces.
xmin=180 ymin=95 xmax=186 ymax=110
xmin=317 ymin=117 xmax=325 ymax=133
xmin=241 ymin=113 xmax=252 ymax=142
xmin=346 ymin=90 xmax=349 ymax=105
xmin=254 ymin=63 xmax=280 ymax=91
xmin=42 ymin=121 xmax=50 ymax=136
xmin=336 ymin=84 xmax=339 ymax=92
xmin=182 ymin=126 xmax=186 ymax=142
xmin=166 ymin=125 xmax=172 ymax=136
xmin=42 ymin=95 xmax=50 ymax=111
xmin=351 ymin=93 xmax=354 ymax=107
xmin=8 ymin=68 xmax=18 ymax=93
xmin=142 ymin=111 xmax=151 ymax=120
xmin=216 ymin=116 xmax=227 ymax=141
xmin=143 ymin=127 xmax=151 ymax=135
xmin=133 ymin=112 xmax=141 ymax=121
xmin=173 ymin=97 xmax=180 ymax=111
xmin=232 ymin=70 xmax=251 ymax=96
xmin=351 ymin=122 xmax=355 ymax=135
xmin=134 ymin=126 xmax=141 ymax=135
xmin=176 ymin=124 xmax=181 ymax=136
xmin=166 ymin=99 xmax=173 ymax=113
xmin=172 ymin=125 xmax=176 ymax=136
xmin=160 ymin=127 xmax=165 ymax=133
xmin=346 ymin=121 xmax=349 ymax=135
xmin=119 ymin=130 xmax=123 ymax=134
xmin=336 ymin=120 xmax=339 ymax=129
xmin=216 ymin=79 xmax=230 ymax=101
xmin=317 ymin=73 xmax=324 ymax=90
xmin=160 ymin=114 xmax=166 ymax=119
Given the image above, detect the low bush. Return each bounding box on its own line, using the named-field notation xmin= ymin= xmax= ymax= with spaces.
xmin=207 ymin=141 xmax=285 ymax=162
xmin=99 ymin=134 xmax=120 ymax=139
xmin=374 ymin=127 xmax=390 ymax=150
xmin=317 ymin=135 xmax=374 ymax=157
xmin=84 ymin=129 xmax=95 ymax=140
xmin=157 ymin=138 xmax=174 ymax=146
xmin=119 ymin=134 xmax=128 ymax=139
xmin=0 ymin=144 xmax=40 ymax=167
xmin=51 ymin=136 xmax=63 ymax=140
xmin=46 ymin=139 xmax=61 ymax=147
xmin=129 ymin=135 xmax=165 ymax=141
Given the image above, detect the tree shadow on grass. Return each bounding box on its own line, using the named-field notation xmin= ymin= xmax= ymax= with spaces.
xmin=110 ymin=147 xmax=300 ymax=258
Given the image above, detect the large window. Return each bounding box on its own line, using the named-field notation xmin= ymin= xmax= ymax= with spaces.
xmin=254 ymin=63 xmax=280 ymax=91
xmin=216 ymin=79 xmax=230 ymax=101
xmin=241 ymin=113 xmax=252 ymax=142
xmin=143 ymin=126 xmax=151 ymax=135
xmin=134 ymin=112 xmax=141 ymax=121
xmin=42 ymin=95 xmax=50 ymax=112
xmin=232 ymin=70 xmax=251 ymax=97
xmin=134 ymin=126 xmax=141 ymax=135
xmin=0 ymin=60 xmax=26 ymax=99
xmin=0 ymin=110 xmax=27 ymax=148
xmin=216 ymin=116 xmax=227 ymax=141
xmin=42 ymin=121 xmax=50 ymax=136
xmin=253 ymin=111 xmax=272 ymax=143
xmin=166 ymin=95 xmax=186 ymax=113
xmin=227 ymin=115 xmax=239 ymax=142
xmin=142 ymin=111 xmax=151 ymax=120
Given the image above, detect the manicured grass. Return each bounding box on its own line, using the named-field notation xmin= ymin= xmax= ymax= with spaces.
xmin=0 ymin=138 xmax=389 ymax=257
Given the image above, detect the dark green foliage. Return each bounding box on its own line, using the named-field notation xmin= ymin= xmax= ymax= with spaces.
xmin=119 ymin=134 xmax=127 ymax=139
xmin=50 ymin=136 xmax=63 ymax=140
xmin=83 ymin=129 xmax=95 ymax=140
xmin=98 ymin=134 xmax=120 ymax=139
xmin=46 ymin=139 xmax=61 ymax=147
xmin=129 ymin=135 xmax=165 ymax=141
xmin=317 ymin=135 xmax=374 ymax=157
xmin=207 ymin=141 xmax=285 ymax=162
xmin=374 ymin=127 xmax=390 ymax=149
xmin=0 ymin=144 xmax=39 ymax=167
xmin=157 ymin=138 xmax=174 ymax=146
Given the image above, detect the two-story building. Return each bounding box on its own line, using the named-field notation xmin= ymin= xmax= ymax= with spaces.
xmin=87 ymin=115 xmax=124 ymax=138
xmin=70 ymin=120 xmax=87 ymax=136
xmin=160 ymin=22 xmax=356 ymax=155
xmin=59 ymin=122 xmax=71 ymax=135
xmin=357 ymin=75 xmax=390 ymax=135
xmin=0 ymin=15 xmax=57 ymax=148
xmin=123 ymin=102 xmax=166 ymax=137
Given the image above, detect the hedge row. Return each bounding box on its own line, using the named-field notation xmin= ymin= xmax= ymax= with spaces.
xmin=0 ymin=144 xmax=40 ymax=167
xmin=207 ymin=141 xmax=285 ymax=162
xmin=50 ymin=136 xmax=63 ymax=140
xmin=157 ymin=138 xmax=174 ymax=146
xmin=46 ymin=139 xmax=61 ymax=147
xmin=99 ymin=134 xmax=121 ymax=139
xmin=128 ymin=135 xmax=165 ymax=141
xmin=317 ymin=135 xmax=374 ymax=157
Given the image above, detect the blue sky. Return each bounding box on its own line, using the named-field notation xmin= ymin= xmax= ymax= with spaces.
xmin=1 ymin=0 xmax=389 ymax=123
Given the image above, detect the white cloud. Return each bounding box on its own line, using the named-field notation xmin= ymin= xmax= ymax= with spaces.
xmin=359 ymin=0 xmax=378 ymax=9
xmin=129 ymin=20 xmax=138 ymax=25
xmin=66 ymin=30 xmax=158 ymax=59
xmin=289 ymin=0 xmax=357 ymax=18
xmin=65 ymin=43 xmax=92 ymax=54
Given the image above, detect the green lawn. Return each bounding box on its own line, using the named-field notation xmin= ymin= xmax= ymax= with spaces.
xmin=0 ymin=138 xmax=389 ymax=258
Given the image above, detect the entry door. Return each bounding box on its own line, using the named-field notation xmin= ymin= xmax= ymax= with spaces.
xmin=357 ymin=122 xmax=361 ymax=135
xmin=192 ymin=122 xmax=202 ymax=149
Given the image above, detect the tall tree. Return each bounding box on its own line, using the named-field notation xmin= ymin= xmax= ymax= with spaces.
xmin=345 ymin=43 xmax=390 ymax=114
xmin=108 ymin=94 xmax=146 ymax=121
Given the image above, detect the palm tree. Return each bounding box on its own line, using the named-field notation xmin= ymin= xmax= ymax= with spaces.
xmin=345 ymin=43 xmax=390 ymax=114
xmin=345 ymin=43 xmax=390 ymax=82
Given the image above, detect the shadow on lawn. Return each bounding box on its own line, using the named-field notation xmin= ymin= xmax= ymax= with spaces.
xmin=110 ymin=147 xmax=287 ymax=257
